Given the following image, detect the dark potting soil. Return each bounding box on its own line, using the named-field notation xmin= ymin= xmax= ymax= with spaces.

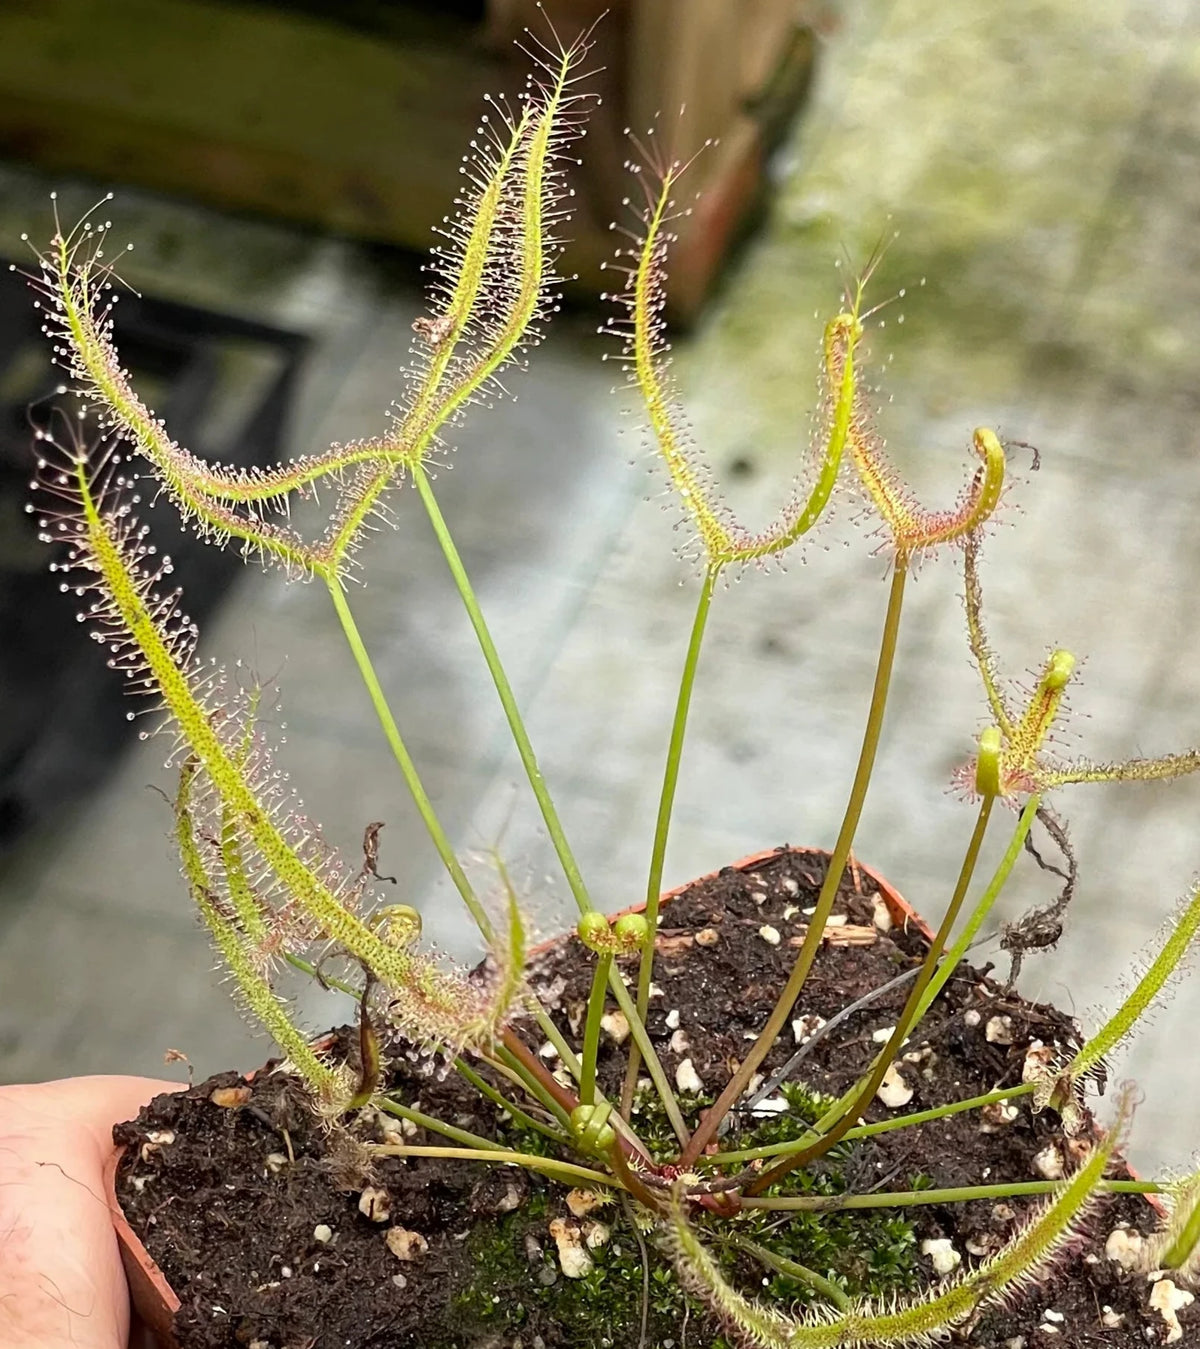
xmin=115 ymin=847 xmax=1178 ymax=1349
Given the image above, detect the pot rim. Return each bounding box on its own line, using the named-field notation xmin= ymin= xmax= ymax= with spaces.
xmin=653 ymin=844 xmax=926 ymax=935
xmin=527 ymin=844 xmax=930 ymax=959
xmin=106 ymin=1034 xmax=340 ymax=1348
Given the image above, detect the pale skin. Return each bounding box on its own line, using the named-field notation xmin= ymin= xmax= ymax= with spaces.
xmin=0 ymin=1077 xmax=179 ymax=1349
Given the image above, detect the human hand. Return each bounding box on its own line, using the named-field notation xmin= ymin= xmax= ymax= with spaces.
xmin=0 ymin=1076 xmax=181 ymax=1349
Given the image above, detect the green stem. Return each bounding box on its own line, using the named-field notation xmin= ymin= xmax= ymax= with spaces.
xmin=414 ymin=466 xmax=592 ymax=914
xmin=845 ymin=1081 xmax=1035 ymax=1142
xmin=483 ymin=1048 xmax=619 ymax=1142
xmin=410 ymin=470 xmax=684 ymax=1143
xmin=606 ymin=968 xmax=691 ymax=1146
xmin=287 ymin=928 xmax=642 ymax=1150
xmin=479 ymin=1048 xmax=547 ymax=1098
xmin=697 ymin=1084 xmax=1036 ymax=1167
xmin=720 ymin=1233 xmax=850 ymax=1310
xmin=371 ymin=1143 xmax=612 ymax=1191
xmin=680 ymin=562 xmax=909 ymax=1167
xmin=706 ymin=795 xmax=1031 ymax=1174
xmin=325 ymin=575 xmax=492 ymax=939
xmin=581 ymin=953 xmax=614 ymax=1105
xmin=622 ymin=563 xmax=718 ymax=1114
xmin=454 ymin=1058 xmax=569 ymax=1144
xmin=492 ymin=1024 xmax=652 ymax=1160
xmin=913 ymin=793 xmax=1041 ymax=1024
xmin=497 ymin=1028 xmax=673 ymax=1165
xmin=378 ymin=1096 xmax=500 ymax=1150
xmin=741 ymin=1177 xmax=1161 ymax=1213
xmin=495 ymin=1043 xmax=574 ymax=1131
xmin=527 ymin=998 xmax=585 ymax=1084
xmin=750 ymin=792 xmax=995 ymax=1189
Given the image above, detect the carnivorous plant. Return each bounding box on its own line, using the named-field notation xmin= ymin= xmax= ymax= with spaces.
xmin=20 ymin=23 xmax=1200 ymax=1346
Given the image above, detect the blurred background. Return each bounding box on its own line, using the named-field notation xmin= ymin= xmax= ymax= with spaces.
xmin=0 ymin=0 xmax=1198 ymax=1173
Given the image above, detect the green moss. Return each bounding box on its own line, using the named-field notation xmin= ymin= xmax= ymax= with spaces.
xmin=453 ymin=1192 xmax=667 ymax=1349
xmin=445 ymin=1087 xmax=923 ymax=1348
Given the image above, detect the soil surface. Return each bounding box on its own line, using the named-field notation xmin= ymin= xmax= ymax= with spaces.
xmin=115 ymin=847 xmax=1181 ymax=1348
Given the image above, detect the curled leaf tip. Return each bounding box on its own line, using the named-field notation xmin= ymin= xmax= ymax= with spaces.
xmin=1045 ymin=649 xmax=1076 ymax=691
xmin=845 ymin=364 xmax=1009 ymax=556
xmin=975 ymin=725 xmax=1003 ymax=797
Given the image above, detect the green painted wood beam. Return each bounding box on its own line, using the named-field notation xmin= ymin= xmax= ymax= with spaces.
xmin=0 ymin=0 xmax=499 ymax=245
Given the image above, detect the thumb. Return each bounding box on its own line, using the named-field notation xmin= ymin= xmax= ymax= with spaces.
xmin=0 ymin=1076 xmax=182 ymax=1349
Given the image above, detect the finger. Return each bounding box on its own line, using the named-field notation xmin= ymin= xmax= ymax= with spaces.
xmin=15 ymin=1076 xmax=181 ymax=1154
xmin=0 ymin=1076 xmax=183 ymax=1349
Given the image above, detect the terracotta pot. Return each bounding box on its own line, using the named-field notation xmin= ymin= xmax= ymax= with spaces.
xmin=651 ymin=844 xmax=929 ymax=939
xmin=98 ymin=847 xmax=932 ymax=1347
xmin=106 ymin=1137 xmax=180 ymax=1348
xmin=106 ymin=1031 xmax=340 ymax=1349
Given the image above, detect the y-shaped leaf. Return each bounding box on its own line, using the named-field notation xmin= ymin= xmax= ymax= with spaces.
xmin=607 ymin=160 xmax=867 ymax=569
xmin=320 ymin=30 xmax=595 ymax=574
xmin=36 ymin=30 xmax=595 ymax=579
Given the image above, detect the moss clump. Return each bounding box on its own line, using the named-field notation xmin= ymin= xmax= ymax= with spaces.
xmin=450 ymin=1087 xmax=922 ymax=1348
xmin=455 ymin=1192 xmax=664 ymax=1349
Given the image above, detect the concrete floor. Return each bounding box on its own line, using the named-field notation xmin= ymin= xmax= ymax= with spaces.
xmin=3 ymin=0 xmax=1200 ymax=1174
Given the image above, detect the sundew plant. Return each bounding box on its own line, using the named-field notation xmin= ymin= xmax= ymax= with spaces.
xmin=21 ymin=24 xmax=1200 ymax=1346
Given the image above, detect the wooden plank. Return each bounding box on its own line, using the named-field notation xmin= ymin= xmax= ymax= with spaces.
xmin=0 ymin=0 xmax=500 ymax=245
xmin=626 ymin=0 xmax=815 ymax=320
xmin=0 ymin=0 xmax=814 ymax=319
xmin=629 ymin=0 xmax=739 ymax=156
xmin=739 ymin=0 xmax=812 ymax=95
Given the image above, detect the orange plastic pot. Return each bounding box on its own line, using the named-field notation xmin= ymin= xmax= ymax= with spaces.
xmin=105 ymin=1030 xmax=339 ymax=1349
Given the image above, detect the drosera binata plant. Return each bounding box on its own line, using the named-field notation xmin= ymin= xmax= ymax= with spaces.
xmin=20 ymin=19 xmax=1200 ymax=1346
